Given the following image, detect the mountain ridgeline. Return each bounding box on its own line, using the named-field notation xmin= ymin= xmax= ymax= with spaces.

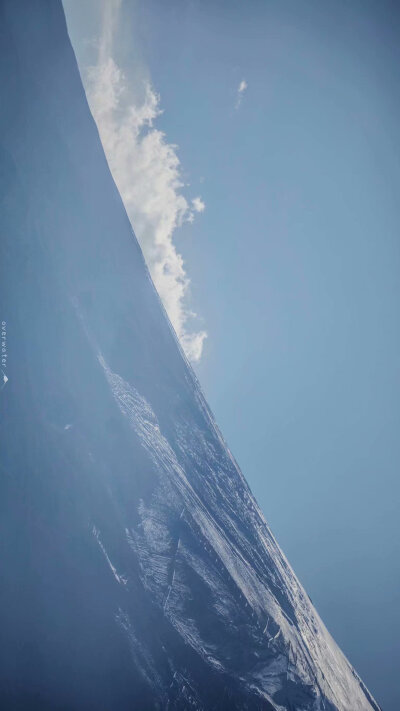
xmin=0 ymin=1 xmax=380 ymax=709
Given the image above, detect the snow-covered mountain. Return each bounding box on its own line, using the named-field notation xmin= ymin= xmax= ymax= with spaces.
xmin=0 ymin=1 xmax=380 ymax=709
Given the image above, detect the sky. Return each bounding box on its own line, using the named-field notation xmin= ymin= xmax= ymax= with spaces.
xmin=63 ymin=1 xmax=400 ymax=707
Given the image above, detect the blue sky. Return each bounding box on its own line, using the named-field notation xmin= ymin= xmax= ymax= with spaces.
xmin=63 ymin=1 xmax=400 ymax=707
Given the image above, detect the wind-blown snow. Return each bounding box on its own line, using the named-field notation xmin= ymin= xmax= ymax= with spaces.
xmin=97 ymin=352 xmax=379 ymax=711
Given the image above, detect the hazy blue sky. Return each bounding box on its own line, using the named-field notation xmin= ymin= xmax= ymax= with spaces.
xmin=63 ymin=1 xmax=400 ymax=707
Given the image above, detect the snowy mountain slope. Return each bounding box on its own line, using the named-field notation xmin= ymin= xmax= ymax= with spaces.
xmin=0 ymin=1 xmax=380 ymax=709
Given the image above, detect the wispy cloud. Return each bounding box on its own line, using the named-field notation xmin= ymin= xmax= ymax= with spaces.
xmin=235 ymin=79 xmax=248 ymax=109
xmin=192 ymin=196 xmax=205 ymax=213
xmin=85 ymin=0 xmax=206 ymax=362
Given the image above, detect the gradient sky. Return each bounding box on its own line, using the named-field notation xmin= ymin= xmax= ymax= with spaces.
xmin=63 ymin=1 xmax=400 ymax=707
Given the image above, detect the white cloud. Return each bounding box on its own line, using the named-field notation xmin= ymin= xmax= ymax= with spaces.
xmin=192 ymin=196 xmax=205 ymax=213
xmin=85 ymin=0 xmax=207 ymax=362
xmin=236 ymin=79 xmax=248 ymax=109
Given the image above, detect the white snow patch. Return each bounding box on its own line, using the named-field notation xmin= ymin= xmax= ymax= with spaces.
xmin=92 ymin=525 xmax=127 ymax=586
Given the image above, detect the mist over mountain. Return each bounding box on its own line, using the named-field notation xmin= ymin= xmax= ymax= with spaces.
xmin=0 ymin=1 xmax=381 ymax=709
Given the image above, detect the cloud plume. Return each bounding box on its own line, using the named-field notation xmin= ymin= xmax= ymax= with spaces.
xmin=85 ymin=0 xmax=206 ymax=362
xmin=236 ymin=79 xmax=248 ymax=109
